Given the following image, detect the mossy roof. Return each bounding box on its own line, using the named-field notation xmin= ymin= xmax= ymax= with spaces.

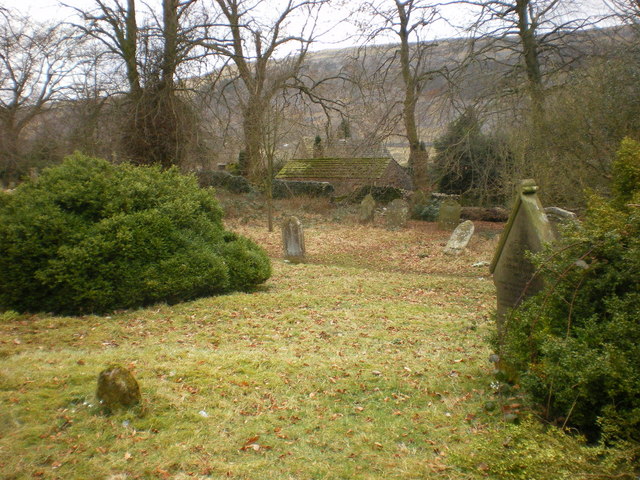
xmin=276 ymin=157 xmax=392 ymax=180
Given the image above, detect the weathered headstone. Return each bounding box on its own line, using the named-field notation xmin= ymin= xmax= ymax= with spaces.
xmin=386 ymin=198 xmax=409 ymax=229
xmin=96 ymin=365 xmax=141 ymax=411
xmin=437 ymin=198 xmax=462 ymax=230
xmin=282 ymin=216 xmax=305 ymax=263
xmin=490 ymin=180 xmax=556 ymax=334
xmin=359 ymin=194 xmax=376 ymax=224
xmin=444 ymin=220 xmax=475 ymax=255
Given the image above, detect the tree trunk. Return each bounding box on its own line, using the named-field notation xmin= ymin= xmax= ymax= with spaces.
xmin=124 ymin=0 xmax=141 ymax=96
xmin=161 ymin=0 xmax=178 ymax=90
xmin=242 ymin=100 xmax=266 ymax=181
xmin=396 ymin=0 xmax=428 ymax=190
xmin=516 ymin=0 xmax=544 ymax=125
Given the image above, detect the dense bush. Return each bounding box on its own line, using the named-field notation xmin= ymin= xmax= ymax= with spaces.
xmin=433 ymin=108 xmax=510 ymax=205
xmin=196 ymin=170 xmax=254 ymax=194
xmin=0 ymin=153 xmax=271 ymax=314
xmin=500 ymin=140 xmax=640 ymax=442
xmin=271 ymin=179 xmax=334 ymax=199
xmin=612 ymin=137 xmax=640 ymax=208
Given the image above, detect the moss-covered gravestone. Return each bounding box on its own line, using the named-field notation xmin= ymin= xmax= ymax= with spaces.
xmin=282 ymin=216 xmax=305 ymax=263
xmin=359 ymin=194 xmax=376 ymax=224
xmin=386 ymin=199 xmax=409 ymax=229
xmin=96 ymin=365 xmax=141 ymax=411
xmin=490 ymin=180 xmax=556 ymax=334
xmin=437 ymin=198 xmax=461 ymax=230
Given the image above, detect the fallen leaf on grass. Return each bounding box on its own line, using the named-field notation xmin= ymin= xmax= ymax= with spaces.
xmin=427 ymin=461 xmax=449 ymax=473
xmin=242 ymin=435 xmax=259 ymax=447
xmin=240 ymin=435 xmax=272 ymax=452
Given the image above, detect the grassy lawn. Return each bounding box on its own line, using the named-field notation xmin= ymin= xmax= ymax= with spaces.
xmin=0 ymin=206 xmax=634 ymax=479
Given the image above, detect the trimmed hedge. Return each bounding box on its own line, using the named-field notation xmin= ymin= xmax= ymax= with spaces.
xmin=196 ymin=170 xmax=253 ymax=194
xmin=0 ymin=153 xmax=271 ymax=314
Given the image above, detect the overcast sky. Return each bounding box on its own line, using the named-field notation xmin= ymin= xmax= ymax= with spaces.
xmin=7 ymin=0 xmax=472 ymax=50
xmin=7 ymin=0 xmax=613 ymax=51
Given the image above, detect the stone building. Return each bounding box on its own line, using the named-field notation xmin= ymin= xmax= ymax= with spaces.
xmin=275 ymin=156 xmax=413 ymax=196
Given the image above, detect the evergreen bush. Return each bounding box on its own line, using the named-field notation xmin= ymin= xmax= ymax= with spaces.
xmin=611 ymin=137 xmax=640 ymax=208
xmin=500 ymin=141 xmax=640 ymax=442
xmin=196 ymin=170 xmax=254 ymax=194
xmin=433 ymin=108 xmax=510 ymax=205
xmin=0 ymin=153 xmax=271 ymax=314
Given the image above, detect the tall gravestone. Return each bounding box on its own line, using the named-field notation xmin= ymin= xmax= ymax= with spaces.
xmin=437 ymin=198 xmax=461 ymax=230
xmin=386 ymin=198 xmax=409 ymax=229
xmin=359 ymin=194 xmax=376 ymax=224
xmin=282 ymin=216 xmax=305 ymax=263
xmin=490 ymin=180 xmax=556 ymax=334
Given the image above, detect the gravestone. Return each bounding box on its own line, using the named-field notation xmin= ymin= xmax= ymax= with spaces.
xmin=359 ymin=194 xmax=376 ymax=224
xmin=490 ymin=180 xmax=556 ymax=334
xmin=444 ymin=220 xmax=475 ymax=255
xmin=386 ymin=198 xmax=409 ymax=229
xmin=437 ymin=198 xmax=461 ymax=230
xmin=282 ymin=216 xmax=305 ymax=263
xmin=96 ymin=365 xmax=141 ymax=411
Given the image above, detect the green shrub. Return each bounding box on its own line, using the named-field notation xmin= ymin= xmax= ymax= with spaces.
xmin=611 ymin=137 xmax=640 ymax=208
xmin=196 ymin=170 xmax=254 ymax=194
xmin=0 ymin=153 xmax=271 ymax=314
xmin=433 ymin=108 xmax=510 ymax=205
xmin=500 ymin=143 xmax=640 ymax=441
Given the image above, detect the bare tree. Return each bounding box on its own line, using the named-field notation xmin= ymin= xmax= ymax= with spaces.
xmin=68 ymin=0 xmax=205 ymax=167
xmin=463 ymin=0 xmax=601 ymax=126
xmin=357 ymin=0 xmax=443 ymax=190
xmin=606 ymin=0 xmax=640 ymax=24
xmin=198 ymin=0 xmax=328 ymax=180
xmin=0 ymin=9 xmax=78 ymax=184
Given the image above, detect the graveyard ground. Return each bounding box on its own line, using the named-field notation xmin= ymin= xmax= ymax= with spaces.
xmin=0 ymin=194 xmax=635 ymax=479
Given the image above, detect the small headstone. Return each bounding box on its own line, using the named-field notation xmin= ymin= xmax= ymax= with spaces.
xmin=359 ymin=194 xmax=376 ymax=224
xmin=490 ymin=180 xmax=556 ymax=334
xmin=96 ymin=365 xmax=141 ymax=411
xmin=282 ymin=216 xmax=305 ymax=263
xmin=437 ymin=198 xmax=461 ymax=230
xmin=386 ymin=199 xmax=409 ymax=229
xmin=444 ymin=220 xmax=475 ymax=255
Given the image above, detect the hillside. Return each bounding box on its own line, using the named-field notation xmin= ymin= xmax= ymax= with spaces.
xmin=198 ymin=25 xmax=626 ymax=169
